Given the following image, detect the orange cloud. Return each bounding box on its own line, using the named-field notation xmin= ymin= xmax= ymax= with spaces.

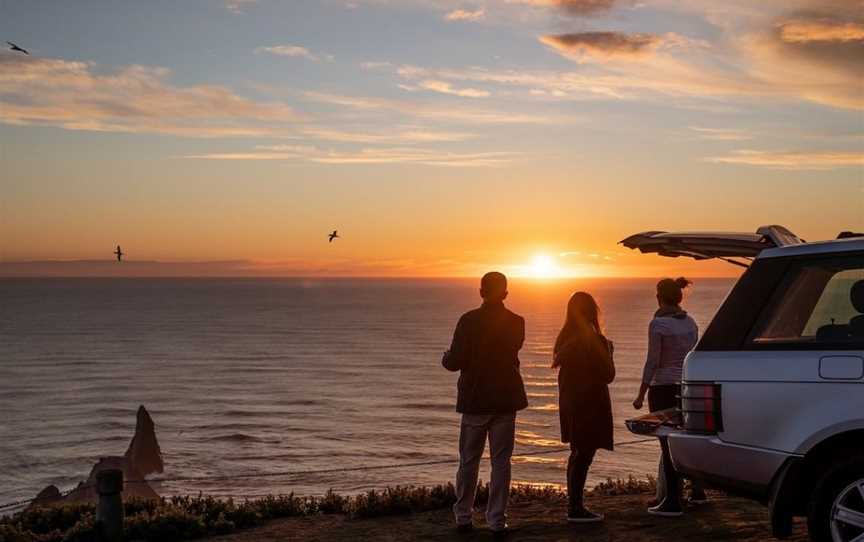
xmin=445 ymin=8 xmax=485 ymax=21
xmin=255 ymin=44 xmax=334 ymax=62
xmin=707 ymin=150 xmax=864 ymax=170
xmin=779 ymin=18 xmax=864 ymax=43
xmin=298 ymin=127 xmax=477 ymax=143
xmin=744 ymin=12 xmax=864 ymax=109
xmin=539 ymin=32 xmax=662 ymax=61
xmin=507 ymin=0 xmax=617 ymax=16
xmin=689 ymin=127 xmax=753 ymax=141
xmin=388 ymin=59 xmax=758 ymax=102
xmin=0 ymin=54 xmax=298 ymax=137
xmin=409 ymin=79 xmax=491 ymax=98
xmin=301 ymin=90 xmax=565 ymax=124
xmin=185 ymin=145 xmax=517 ymax=167
xmin=384 ymin=14 xmax=859 ymax=110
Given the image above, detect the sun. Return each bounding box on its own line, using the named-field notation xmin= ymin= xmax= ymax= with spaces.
xmin=528 ymin=254 xmax=564 ymax=279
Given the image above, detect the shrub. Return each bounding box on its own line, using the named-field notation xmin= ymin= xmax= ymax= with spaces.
xmin=0 ymin=476 xmax=658 ymax=541
xmin=59 ymin=513 xmax=95 ymax=542
xmin=7 ymin=503 xmax=94 ymax=536
xmin=317 ymin=490 xmax=347 ymax=515
xmin=124 ymin=508 xmax=206 ymax=542
xmin=347 ymin=484 xmax=459 ymax=519
xmin=254 ymin=494 xmax=307 ymax=519
xmin=590 ymin=475 xmax=657 ymax=496
xmin=222 ymin=502 xmax=262 ymax=530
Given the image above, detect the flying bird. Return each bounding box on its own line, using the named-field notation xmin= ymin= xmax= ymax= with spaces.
xmin=328 ymin=230 xmax=340 ymax=243
xmin=114 ymin=245 xmax=124 ymax=262
xmin=6 ymin=41 xmax=29 ymax=55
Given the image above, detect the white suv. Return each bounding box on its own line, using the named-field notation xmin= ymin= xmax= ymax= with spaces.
xmin=623 ymin=226 xmax=864 ymax=542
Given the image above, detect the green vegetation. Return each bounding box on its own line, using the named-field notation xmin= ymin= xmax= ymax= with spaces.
xmin=0 ymin=478 xmax=655 ymax=542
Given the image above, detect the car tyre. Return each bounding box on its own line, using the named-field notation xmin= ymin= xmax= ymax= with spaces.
xmin=807 ymin=453 xmax=864 ymax=542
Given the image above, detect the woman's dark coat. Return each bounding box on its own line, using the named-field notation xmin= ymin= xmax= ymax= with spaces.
xmin=556 ymin=333 xmax=616 ymax=451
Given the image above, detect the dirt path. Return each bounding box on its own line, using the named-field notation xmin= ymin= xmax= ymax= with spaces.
xmin=206 ymin=492 xmax=810 ymax=541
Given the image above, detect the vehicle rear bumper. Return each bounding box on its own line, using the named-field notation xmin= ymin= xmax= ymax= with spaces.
xmin=668 ymin=432 xmax=795 ymax=499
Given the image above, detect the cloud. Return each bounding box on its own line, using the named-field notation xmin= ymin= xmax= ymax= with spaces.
xmin=387 ymin=17 xmax=859 ymax=110
xmin=386 ymin=58 xmax=755 ymax=102
xmin=253 ymin=144 xmax=318 ymax=153
xmin=707 ymin=149 xmax=864 ymax=170
xmin=354 ymin=5 xmax=859 ymax=111
xmin=743 ymin=11 xmax=864 ymax=109
xmin=771 ymin=14 xmax=864 ymax=71
xmin=779 ymin=18 xmax=864 ymax=43
xmin=445 ymin=8 xmax=485 ymax=21
xmin=360 ymin=61 xmax=393 ymax=70
xmin=539 ymin=32 xmax=663 ymax=61
xmin=689 ymin=126 xmax=753 ymax=141
xmin=185 ymin=145 xmax=517 ymax=167
xmin=225 ymin=0 xmax=257 ymax=14
xmin=0 ymin=54 xmax=298 ymax=137
xmin=299 ymin=127 xmax=477 ymax=143
xmin=506 ymin=0 xmax=617 ymax=17
xmin=404 ymin=79 xmax=491 ymax=97
xmin=301 ymin=90 xmax=565 ymax=124
xmin=255 ymin=45 xmax=334 ymax=62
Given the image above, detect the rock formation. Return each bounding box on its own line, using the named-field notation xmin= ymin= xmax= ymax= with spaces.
xmin=30 ymin=405 xmax=163 ymax=508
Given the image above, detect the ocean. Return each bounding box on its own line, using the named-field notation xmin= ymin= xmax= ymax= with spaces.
xmin=0 ymin=277 xmax=734 ymax=507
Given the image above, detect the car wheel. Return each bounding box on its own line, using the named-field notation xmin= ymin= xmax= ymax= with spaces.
xmin=808 ymin=454 xmax=864 ymax=542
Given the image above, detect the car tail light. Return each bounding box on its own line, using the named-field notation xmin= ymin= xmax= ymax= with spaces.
xmin=679 ymin=382 xmax=723 ymax=434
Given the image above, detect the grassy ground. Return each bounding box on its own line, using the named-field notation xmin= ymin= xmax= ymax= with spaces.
xmin=205 ymin=491 xmax=811 ymax=541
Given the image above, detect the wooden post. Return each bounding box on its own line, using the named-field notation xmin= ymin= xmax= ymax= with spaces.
xmin=96 ymin=469 xmax=124 ymax=542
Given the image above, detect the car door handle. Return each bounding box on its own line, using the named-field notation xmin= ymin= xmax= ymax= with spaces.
xmin=819 ymin=356 xmax=864 ymax=380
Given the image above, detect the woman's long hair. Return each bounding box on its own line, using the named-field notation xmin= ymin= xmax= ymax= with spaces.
xmin=552 ymin=291 xmax=602 ymax=368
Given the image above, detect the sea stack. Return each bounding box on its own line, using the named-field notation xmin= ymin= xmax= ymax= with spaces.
xmin=30 ymin=405 xmax=164 ymax=507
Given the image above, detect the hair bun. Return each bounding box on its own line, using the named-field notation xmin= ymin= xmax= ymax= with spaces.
xmin=674 ymin=277 xmax=692 ymax=289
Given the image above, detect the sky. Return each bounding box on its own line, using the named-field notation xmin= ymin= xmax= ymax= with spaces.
xmin=0 ymin=0 xmax=862 ymax=278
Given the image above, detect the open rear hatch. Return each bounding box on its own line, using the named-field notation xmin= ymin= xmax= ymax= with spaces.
xmin=620 ymin=225 xmax=803 ymax=267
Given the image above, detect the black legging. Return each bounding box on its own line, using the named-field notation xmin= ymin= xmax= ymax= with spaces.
xmin=567 ymin=445 xmax=596 ymax=512
xmin=649 ymin=385 xmax=682 ymax=507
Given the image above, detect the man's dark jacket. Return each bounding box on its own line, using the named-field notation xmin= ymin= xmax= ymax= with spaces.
xmin=442 ymin=301 xmax=528 ymax=414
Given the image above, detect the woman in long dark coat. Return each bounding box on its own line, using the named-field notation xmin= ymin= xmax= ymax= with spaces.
xmin=553 ymin=291 xmax=615 ymax=523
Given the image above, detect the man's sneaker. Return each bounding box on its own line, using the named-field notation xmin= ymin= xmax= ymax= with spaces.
xmin=648 ymin=499 xmax=684 ymax=517
xmin=567 ymin=508 xmax=604 ymax=523
xmin=455 ymin=523 xmax=473 ymax=534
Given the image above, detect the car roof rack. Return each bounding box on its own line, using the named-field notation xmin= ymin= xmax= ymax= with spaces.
xmin=756 ymin=225 xmax=804 ymax=247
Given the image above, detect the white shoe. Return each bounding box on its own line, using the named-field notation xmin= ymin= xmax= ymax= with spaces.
xmin=648 ymin=501 xmax=684 ymax=517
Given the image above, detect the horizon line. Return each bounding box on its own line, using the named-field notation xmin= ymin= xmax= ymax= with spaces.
xmin=0 ymin=259 xmax=743 ymax=280
xmin=0 ymin=274 xmax=737 ymax=280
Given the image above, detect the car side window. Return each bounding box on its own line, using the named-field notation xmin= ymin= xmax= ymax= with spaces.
xmin=750 ymin=255 xmax=864 ymax=348
xmin=804 ymin=269 xmax=864 ymax=337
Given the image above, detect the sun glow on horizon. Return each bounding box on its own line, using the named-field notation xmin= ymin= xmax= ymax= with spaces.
xmin=518 ymin=253 xmax=573 ymax=280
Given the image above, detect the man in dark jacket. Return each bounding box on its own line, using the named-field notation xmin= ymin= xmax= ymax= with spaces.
xmin=442 ymin=272 xmax=528 ymax=535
